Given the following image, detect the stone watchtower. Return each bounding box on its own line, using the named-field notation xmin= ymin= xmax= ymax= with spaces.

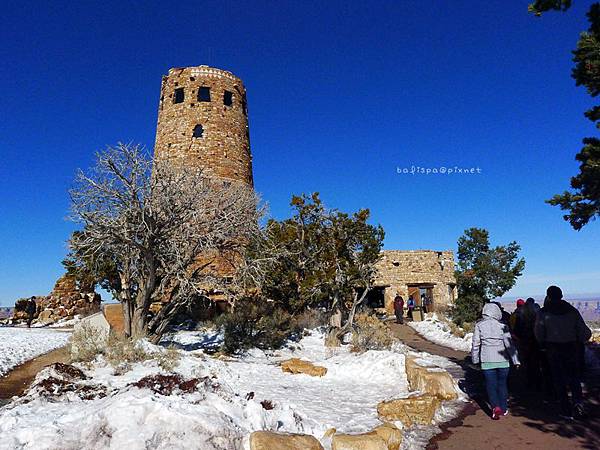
xmin=154 ymin=65 xmax=253 ymax=186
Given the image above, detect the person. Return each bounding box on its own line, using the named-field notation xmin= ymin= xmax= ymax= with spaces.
xmin=471 ymin=302 xmax=520 ymax=420
xmin=422 ymin=295 xmax=432 ymax=314
xmin=407 ymin=297 xmax=415 ymax=320
xmin=513 ymin=298 xmax=541 ymax=387
xmin=535 ymin=286 xmax=591 ymax=419
xmin=26 ymin=297 xmax=37 ymax=328
xmin=393 ymin=295 xmax=404 ymax=324
xmin=509 ymin=298 xmax=525 ymax=332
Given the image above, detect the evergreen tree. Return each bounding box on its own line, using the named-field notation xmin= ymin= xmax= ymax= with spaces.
xmin=453 ymin=228 xmax=525 ymax=325
xmin=530 ymin=1 xmax=600 ymax=229
xmin=263 ymin=193 xmax=384 ymax=323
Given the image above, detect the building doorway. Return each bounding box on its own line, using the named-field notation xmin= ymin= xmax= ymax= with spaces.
xmin=407 ymin=284 xmax=435 ymax=312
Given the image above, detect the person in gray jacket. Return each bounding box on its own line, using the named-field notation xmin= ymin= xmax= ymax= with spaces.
xmin=535 ymin=285 xmax=591 ymax=419
xmin=471 ymin=302 xmax=520 ymax=420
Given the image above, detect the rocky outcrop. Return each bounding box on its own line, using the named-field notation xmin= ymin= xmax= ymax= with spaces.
xmin=377 ymin=394 xmax=440 ymax=427
xmin=12 ymin=274 xmax=101 ymax=325
xmin=249 ymin=431 xmax=323 ymax=450
xmin=281 ymin=358 xmax=328 ymax=377
xmin=332 ymin=423 xmax=402 ymax=450
xmin=404 ymin=356 xmax=458 ymax=401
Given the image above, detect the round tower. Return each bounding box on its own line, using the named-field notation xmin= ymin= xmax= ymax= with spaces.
xmin=154 ymin=65 xmax=253 ymax=186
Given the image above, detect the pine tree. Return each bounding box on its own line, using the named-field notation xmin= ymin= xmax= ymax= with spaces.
xmin=453 ymin=228 xmax=525 ymax=325
xmin=531 ymin=1 xmax=600 ymax=229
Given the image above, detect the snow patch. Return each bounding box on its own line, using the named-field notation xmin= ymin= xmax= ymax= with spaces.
xmin=0 ymin=327 xmax=71 ymax=376
xmin=408 ymin=315 xmax=472 ymax=352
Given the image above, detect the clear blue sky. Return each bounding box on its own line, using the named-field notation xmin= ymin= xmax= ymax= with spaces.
xmin=1 ymin=1 xmax=599 ymax=305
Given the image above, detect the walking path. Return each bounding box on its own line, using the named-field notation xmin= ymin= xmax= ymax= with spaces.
xmin=389 ymin=322 xmax=600 ymax=450
xmin=0 ymin=346 xmax=70 ymax=407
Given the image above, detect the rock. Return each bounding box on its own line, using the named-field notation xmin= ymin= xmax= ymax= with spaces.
xmin=370 ymin=423 xmax=402 ymax=450
xmin=405 ymin=356 xmax=457 ymax=401
xmin=322 ymin=428 xmax=337 ymax=439
xmin=37 ymin=310 xmax=55 ymax=324
xmin=377 ymin=394 xmax=440 ymax=427
xmin=332 ymin=423 xmax=402 ymax=450
xmin=332 ymin=433 xmax=387 ymax=450
xmin=281 ymin=358 xmax=327 ymax=377
xmin=249 ymin=431 xmax=323 ymax=450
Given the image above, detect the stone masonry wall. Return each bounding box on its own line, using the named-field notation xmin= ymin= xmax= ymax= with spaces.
xmin=154 ymin=65 xmax=253 ymax=186
xmin=373 ymin=250 xmax=456 ymax=314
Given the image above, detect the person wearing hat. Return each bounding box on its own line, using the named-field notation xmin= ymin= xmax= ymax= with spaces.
xmin=535 ymin=285 xmax=591 ymax=420
xmin=509 ymin=298 xmax=526 ymax=333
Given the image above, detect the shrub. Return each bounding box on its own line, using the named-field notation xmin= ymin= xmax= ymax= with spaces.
xmin=217 ymin=296 xmax=296 ymax=354
xmin=70 ymin=322 xmax=151 ymax=369
xmin=104 ymin=332 xmax=149 ymax=367
xmin=351 ymin=313 xmax=394 ymax=352
xmin=156 ymin=346 xmax=181 ymax=372
xmin=14 ymin=298 xmax=29 ymax=312
xmin=70 ymin=322 xmax=109 ymax=363
xmin=294 ymin=308 xmax=328 ymax=331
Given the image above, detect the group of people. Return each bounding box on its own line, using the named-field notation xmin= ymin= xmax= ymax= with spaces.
xmin=471 ymin=285 xmax=592 ymax=421
xmin=392 ymin=294 xmax=416 ymax=324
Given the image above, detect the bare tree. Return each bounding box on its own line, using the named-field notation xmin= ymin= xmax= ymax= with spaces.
xmin=68 ymin=143 xmax=266 ymax=341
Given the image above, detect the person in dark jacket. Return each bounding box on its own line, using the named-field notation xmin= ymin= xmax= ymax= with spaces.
xmin=513 ymin=298 xmax=541 ymax=387
xmin=393 ymin=295 xmax=404 ymax=324
xmin=407 ymin=297 xmax=415 ymax=320
xmin=535 ymin=285 xmax=592 ymax=419
xmin=26 ymin=297 xmax=37 ymax=328
xmin=472 ymin=302 xmax=520 ymax=420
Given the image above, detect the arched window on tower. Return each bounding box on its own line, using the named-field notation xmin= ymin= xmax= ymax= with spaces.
xmin=192 ymin=124 xmax=204 ymax=138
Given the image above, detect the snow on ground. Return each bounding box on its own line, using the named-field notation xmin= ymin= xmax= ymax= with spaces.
xmin=0 ymin=327 xmax=71 ymax=376
xmin=0 ymin=329 xmax=464 ymax=450
xmin=408 ymin=314 xmax=473 ymax=352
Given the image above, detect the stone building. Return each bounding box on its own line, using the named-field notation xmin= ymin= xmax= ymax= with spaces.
xmin=371 ymin=250 xmax=457 ymax=314
xmin=154 ymin=65 xmax=253 ymax=187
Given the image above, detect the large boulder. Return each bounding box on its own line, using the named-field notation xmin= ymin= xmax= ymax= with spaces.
xmin=249 ymin=431 xmax=323 ymax=450
xmin=332 ymin=423 xmax=402 ymax=450
xmin=281 ymin=358 xmax=327 ymax=377
xmin=370 ymin=423 xmax=402 ymax=450
xmin=331 ymin=433 xmax=387 ymax=450
xmin=37 ymin=309 xmax=55 ymax=324
xmin=377 ymin=394 xmax=440 ymax=427
xmin=404 ymin=356 xmax=457 ymax=401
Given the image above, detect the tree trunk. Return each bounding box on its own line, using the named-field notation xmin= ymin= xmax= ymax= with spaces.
xmin=131 ymin=305 xmax=147 ymax=337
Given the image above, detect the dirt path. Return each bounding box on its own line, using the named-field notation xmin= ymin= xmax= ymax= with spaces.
xmin=388 ymin=322 xmax=600 ymax=450
xmin=0 ymin=346 xmax=70 ymax=406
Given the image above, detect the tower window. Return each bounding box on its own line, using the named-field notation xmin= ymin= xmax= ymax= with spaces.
xmin=173 ymin=88 xmax=184 ymax=104
xmin=198 ymin=86 xmax=211 ymax=102
xmin=192 ymin=124 xmax=204 ymax=138
xmin=223 ymin=90 xmax=233 ymax=106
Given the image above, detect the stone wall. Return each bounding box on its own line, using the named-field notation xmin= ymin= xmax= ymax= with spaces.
xmin=373 ymin=250 xmax=456 ymax=314
xmin=154 ymin=65 xmax=253 ymax=187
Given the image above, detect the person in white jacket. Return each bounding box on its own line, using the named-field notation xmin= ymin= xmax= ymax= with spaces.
xmin=471 ymin=302 xmax=520 ymax=420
